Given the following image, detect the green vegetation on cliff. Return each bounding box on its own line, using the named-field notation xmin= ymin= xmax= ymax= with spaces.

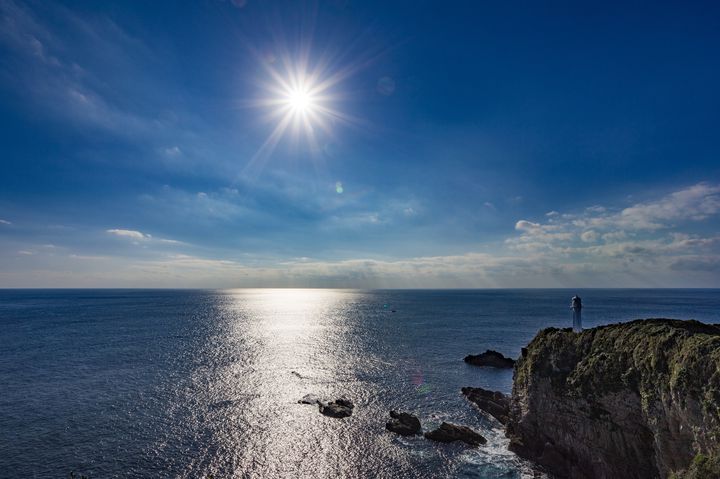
xmin=671 ymin=453 xmax=720 ymax=479
xmin=509 ymin=319 xmax=720 ymax=479
xmin=517 ymin=319 xmax=720 ymax=407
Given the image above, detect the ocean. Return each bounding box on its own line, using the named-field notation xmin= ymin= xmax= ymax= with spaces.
xmin=1 ymin=289 xmax=719 ymax=478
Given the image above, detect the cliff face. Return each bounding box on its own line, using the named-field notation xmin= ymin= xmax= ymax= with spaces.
xmin=506 ymin=319 xmax=720 ymax=479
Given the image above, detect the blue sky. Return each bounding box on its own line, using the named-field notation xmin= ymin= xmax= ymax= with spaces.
xmin=1 ymin=0 xmax=719 ymax=287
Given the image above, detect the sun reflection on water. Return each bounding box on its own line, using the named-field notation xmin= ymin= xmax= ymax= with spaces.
xmin=189 ymin=289 xmax=357 ymax=478
xmin=171 ymin=289 xmax=536 ymax=479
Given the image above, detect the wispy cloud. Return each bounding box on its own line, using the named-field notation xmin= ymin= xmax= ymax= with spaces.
xmin=2 ymin=183 xmax=719 ymax=287
xmin=0 ymin=219 xmax=11 ymax=225
xmin=107 ymin=228 xmax=148 ymax=240
xmin=106 ymin=228 xmax=183 ymax=245
xmin=573 ymin=183 xmax=720 ymax=232
xmin=509 ymin=183 xmax=720 ymax=250
xmin=502 ymin=183 xmax=720 ymax=283
xmin=0 ymin=0 xmax=157 ymax=136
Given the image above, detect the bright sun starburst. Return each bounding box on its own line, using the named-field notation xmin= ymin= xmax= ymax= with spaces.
xmin=247 ymin=43 xmax=362 ymax=166
xmin=286 ymin=87 xmax=315 ymax=114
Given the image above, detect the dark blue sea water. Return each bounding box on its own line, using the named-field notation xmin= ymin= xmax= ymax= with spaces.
xmin=1 ymin=289 xmax=719 ymax=478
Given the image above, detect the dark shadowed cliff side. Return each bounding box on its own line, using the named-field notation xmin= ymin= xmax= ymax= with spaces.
xmin=506 ymin=319 xmax=720 ymax=479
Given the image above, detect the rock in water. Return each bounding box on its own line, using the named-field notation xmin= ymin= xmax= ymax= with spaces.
xmin=424 ymin=422 xmax=486 ymax=446
xmin=507 ymin=319 xmax=720 ymax=479
xmin=461 ymin=387 xmax=510 ymax=425
xmin=385 ymin=411 xmax=422 ymax=436
xmin=319 ymin=398 xmax=354 ymax=418
xmin=298 ymin=394 xmax=321 ymax=405
xmin=463 ymin=350 xmax=515 ymax=368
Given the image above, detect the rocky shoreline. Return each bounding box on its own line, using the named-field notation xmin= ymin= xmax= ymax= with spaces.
xmin=299 ymin=396 xmax=489 ymax=447
xmin=461 ymin=386 xmax=511 ymax=425
xmin=297 ymin=319 xmax=720 ymax=478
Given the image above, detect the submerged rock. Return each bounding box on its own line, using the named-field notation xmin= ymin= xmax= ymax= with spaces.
xmin=424 ymin=422 xmax=486 ymax=446
xmin=319 ymin=398 xmax=354 ymax=418
xmin=385 ymin=410 xmax=422 ymax=436
xmin=507 ymin=319 xmax=720 ymax=479
xmin=464 ymin=350 xmax=515 ymax=368
xmin=461 ymin=386 xmax=510 ymax=425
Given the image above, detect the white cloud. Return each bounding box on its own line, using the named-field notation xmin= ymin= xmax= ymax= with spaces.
xmin=502 ymin=183 xmax=720 ymax=282
xmin=620 ymin=183 xmax=720 ymax=226
xmin=515 ymin=220 xmax=540 ymax=231
xmin=509 ymin=220 xmax=574 ymax=250
xmin=573 ymin=183 xmax=720 ymax=232
xmin=163 ymin=146 xmax=182 ymax=157
xmin=69 ymin=254 xmax=109 ymax=260
xmin=157 ymin=238 xmax=182 ymax=245
xmin=601 ymin=231 xmax=628 ymax=242
xmin=3 ymin=183 xmax=720 ymax=288
xmin=580 ymin=230 xmax=599 ymax=243
xmin=106 ymin=228 xmax=148 ymax=240
xmin=0 ymin=219 xmax=11 ymax=225
xmin=585 ymin=205 xmax=607 ymax=214
xmin=105 ymin=228 xmax=185 ymax=248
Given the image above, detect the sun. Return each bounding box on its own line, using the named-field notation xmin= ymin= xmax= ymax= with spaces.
xmin=246 ymin=42 xmax=364 ymax=165
xmin=286 ymin=87 xmax=315 ymax=114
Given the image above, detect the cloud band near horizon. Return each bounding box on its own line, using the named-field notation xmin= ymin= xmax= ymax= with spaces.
xmin=1 ymin=183 xmax=719 ymax=288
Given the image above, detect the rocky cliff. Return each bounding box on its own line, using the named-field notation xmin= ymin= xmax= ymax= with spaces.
xmin=506 ymin=319 xmax=720 ymax=479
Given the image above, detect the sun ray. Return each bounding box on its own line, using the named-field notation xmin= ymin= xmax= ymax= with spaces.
xmin=239 ymin=27 xmax=388 ymax=177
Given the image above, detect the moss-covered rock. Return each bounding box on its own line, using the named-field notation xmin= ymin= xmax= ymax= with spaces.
xmin=507 ymin=319 xmax=720 ymax=479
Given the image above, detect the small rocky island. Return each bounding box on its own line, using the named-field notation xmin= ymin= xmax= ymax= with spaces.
xmin=505 ymin=319 xmax=720 ymax=479
xmin=385 ymin=411 xmax=422 ymax=436
xmin=464 ymin=349 xmax=515 ymax=368
xmin=424 ymin=422 xmax=487 ymax=446
xmin=298 ymin=395 xmax=354 ymax=418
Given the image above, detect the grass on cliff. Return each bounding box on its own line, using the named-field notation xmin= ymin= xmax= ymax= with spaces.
xmin=670 ymin=453 xmax=720 ymax=479
xmin=516 ymin=319 xmax=720 ymax=410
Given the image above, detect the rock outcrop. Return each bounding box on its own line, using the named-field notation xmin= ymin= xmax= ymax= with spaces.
xmin=319 ymin=398 xmax=354 ymax=418
xmin=461 ymin=386 xmax=510 ymax=425
xmin=424 ymin=422 xmax=487 ymax=446
xmin=464 ymin=350 xmax=515 ymax=368
xmin=385 ymin=411 xmax=422 ymax=436
xmin=299 ymin=395 xmax=355 ymax=418
xmin=507 ymin=319 xmax=720 ymax=479
xmin=298 ymin=393 xmax=321 ymax=405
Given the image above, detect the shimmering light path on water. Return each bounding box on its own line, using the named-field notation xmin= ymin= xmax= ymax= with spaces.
xmin=1 ymin=289 xmax=719 ymax=478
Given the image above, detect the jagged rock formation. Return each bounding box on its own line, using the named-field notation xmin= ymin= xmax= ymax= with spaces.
xmin=385 ymin=410 xmax=422 ymax=436
xmin=298 ymin=393 xmax=321 ymax=404
xmin=424 ymin=422 xmax=487 ymax=446
xmin=507 ymin=319 xmax=720 ymax=479
xmin=319 ymin=398 xmax=354 ymax=418
xmin=300 ymin=395 xmax=355 ymax=418
xmin=461 ymin=386 xmax=510 ymax=425
xmin=464 ymin=350 xmax=515 ymax=368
